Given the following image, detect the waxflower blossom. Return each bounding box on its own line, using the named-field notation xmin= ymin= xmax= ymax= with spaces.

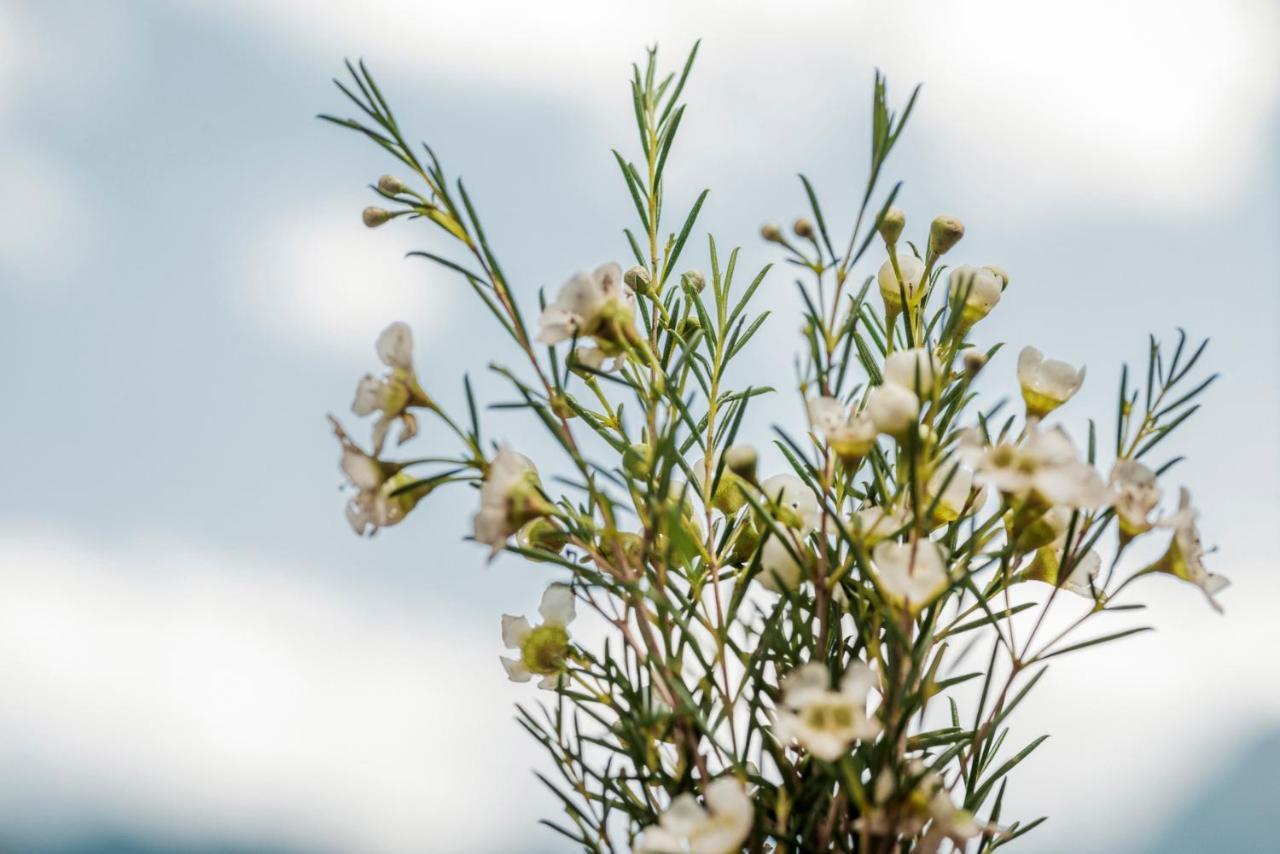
xmin=1017 ymin=346 xmax=1085 ymax=418
xmin=1146 ymin=488 xmax=1230 ymax=612
xmin=1023 ymin=545 xmax=1102 ymax=598
xmin=537 ymin=262 xmax=639 ymax=354
xmin=773 ymin=661 xmax=881 ymax=761
xmin=959 ymin=424 xmax=1111 ymax=510
xmin=860 ymin=762 xmax=999 ymax=851
xmin=473 ymin=446 xmax=553 ymax=555
xmin=925 ymin=464 xmax=981 ymax=524
xmin=500 ymin=583 xmax=576 ymax=689
xmin=351 ymin=321 xmax=432 ymax=454
xmin=872 ymin=540 xmax=950 ymax=614
xmin=877 ymin=253 xmax=926 ymax=313
xmin=948 ymin=264 xmax=1002 ymax=327
xmin=634 ymin=778 xmax=753 ymax=854
xmin=807 ymin=395 xmax=877 ymax=462
xmin=866 ymin=383 xmax=920 ymax=437
xmin=883 ymin=347 xmax=943 ymax=396
xmin=1110 ymin=458 xmax=1162 ymax=539
xmin=759 ymin=473 xmax=820 ymax=531
xmin=854 ymin=504 xmax=912 ymax=546
xmin=330 ymin=416 xmax=428 ymax=536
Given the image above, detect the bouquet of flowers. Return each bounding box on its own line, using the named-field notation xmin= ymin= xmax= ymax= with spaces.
xmin=322 ymin=43 xmax=1226 ymax=852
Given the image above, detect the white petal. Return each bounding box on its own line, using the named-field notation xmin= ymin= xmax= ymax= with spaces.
xmin=660 ymin=793 xmax=707 ymax=837
xmin=1016 ymin=346 xmax=1043 ymax=386
xmin=340 ymin=447 xmax=383 ymax=491
xmin=376 ymin=321 xmax=414 ymax=369
xmin=500 ymin=656 xmax=532 ymax=683
xmin=759 ymin=474 xmax=820 ymax=530
xmin=501 ymin=614 xmax=532 ymax=649
xmin=866 ymin=384 xmax=919 ymax=435
xmin=781 ymin=661 xmax=831 ymax=706
xmin=883 ymin=347 xmax=941 ymax=395
xmin=538 ymin=583 xmax=576 ymax=627
xmin=839 ymin=661 xmax=878 ymax=703
xmin=351 ymin=374 xmax=383 ymax=416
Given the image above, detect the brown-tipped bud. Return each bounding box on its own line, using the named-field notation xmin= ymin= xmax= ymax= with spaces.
xmin=928 ymin=215 xmax=965 ymax=257
xmin=792 ymin=217 xmax=815 ymax=239
xmin=680 ymin=270 xmax=706 ymax=294
xmin=363 ymin=207 xmax=392 ymax=228
xmin=724 ymin=443 xmax=759 ymax=484
xmin=878 ymin=207 xmax=906 ymax=246
xmin=624 ymin=265 xmax=652 ymax=295
xmin=377 ymin=175 xmax=406 ymax=195
xmin=983 ymin=264 xmax=1009 ymax=290
xmin=962 ymin=348 xmax=988 ymax=379
xmin=760 ymin=223 xmax=784 ymax=243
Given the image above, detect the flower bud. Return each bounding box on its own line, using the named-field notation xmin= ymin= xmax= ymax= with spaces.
xmin=760 ymin=223 xmax=784 ymax=243
xmin=362 ymin=207 xmax=392 ymax=228
xmin=724 ymin=443 xmax=759 ymax=484
xmin=377 ymin=175 xmax=406 ymax=195
xmin=678 ymin=315 xmax=702 ymax=339
xmin=983 ymin=264 xmax=1009 ymax=290
xmin=962 ymin=348 xmax=988 ymax=379
xmin=878 ymin=207 xmax=906 ymax=247
xmin=928 ymin=215 xmax=964 ymax=257
xmin=516 ymin=517 xmax=569 ymax=556
xmin=792 ymin=217 xmax=815 ymax=239
xmin=622 ymin=443 xmax=653 ymax=481
xmin=624 ymin=265 xmax=652 ymax=295
xmin=680 ymin=270 xmax=706 ymax=294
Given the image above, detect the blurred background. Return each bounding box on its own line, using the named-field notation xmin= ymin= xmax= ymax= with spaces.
xmin=1 ymin=0 xmax=1277 ymax=851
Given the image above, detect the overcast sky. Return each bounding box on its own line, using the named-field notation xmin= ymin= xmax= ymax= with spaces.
xmin=1 ymin=1 xmax=1278 ymax=852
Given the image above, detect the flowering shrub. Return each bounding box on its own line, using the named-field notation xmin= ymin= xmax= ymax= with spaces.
xmin=322 ymin=44 xmax=1226 ymax=852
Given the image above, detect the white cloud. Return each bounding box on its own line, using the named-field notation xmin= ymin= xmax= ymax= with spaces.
xmin=0 ymin=528 xmax=545 ymax=853
xmin=186 ymin=0 xmax=1278 ymax=218
xmin=237 ymin=204 xmax=450 ymax=359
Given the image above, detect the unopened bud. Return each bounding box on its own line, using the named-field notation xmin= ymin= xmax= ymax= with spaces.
xmin=962 ymin=348 xmax=988 ymax=379
xmin=624 ymin=265 xmax=652 ymax=295
xmin=983 ymin=264 xmax=1009 ymax=290
xmin=928 ymin=216 xmax=965 ymax=257
xmin=377 ymin=175 xmax=406 ymax=195
xmin=760 ymin=223 xmax=784 ymax=243
xmin=622 ymin=443 xmax=653 ymax=481
xmin=724 ymin=443 xmax=759 ymax=484
xmin=792 ymin=217 xmax=814 ymax=239
xmin=363 ymin=207 xmax=392 ymax=228
xmin=678 ymin=315 xmax=703 ymax=339
xmin=680 ymin=270 xmax=706 ymax=294
xmin=878 ymin=207 xmax=906 ymax=247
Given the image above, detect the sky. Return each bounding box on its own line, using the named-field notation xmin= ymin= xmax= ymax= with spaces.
xmin=0 ymin=0 xmax=1278 ymax=851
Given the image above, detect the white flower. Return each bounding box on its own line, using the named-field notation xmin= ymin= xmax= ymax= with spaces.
xmin=569 ymin=344 xmax=620 ymax=373
xmin=854 ymin=505 xmax=912 ymax=546
xmin=1147 ymin=488 xmax=1230 ymax=612
xmin=807 ymin=396 xmax=877 ymax=461
xmin=1110 ymin=458 xmax=1161 ymax=538
xmin=536 ymin=262 xmax=638 ymax=353
xmin=634 ymin=778 xmax=753 ymax=854
xmin=759 ymin=474 xmax=821 ymax=531
xmin=1024 ymin=545 xmax=1102 ymax=599
xmin=877 ymin=253 xmax=926 ymax=313
xmin=866 ymin=384 xmax=920 ymax=437
xmin=473 ymin=446 xmax=550 ymax=555
xmin=947 ymin=265 xmax=1002 ymax=326
xmin=959 ymin=423 xmax=1110 ymax=509
xmin=500 ymin=584 xmax=576 ymax=689
xmin=1017 ymin=346 xmax=1085 ymax=418
xmin=351 ymin=321 xmax=431 ymax=454
xmin=883 ymin=347 xmax=943 ymax=396
xmin=872 ymin=540 xmax=949 ymax=614
xmin=757 ymin=534 xmax=809 ymax=592
xmin=330 ymin=416 xmax=427 ymax=536
xmin=926 ymin=464 xmax=981 ymax=524
xmin=773 ymin=661 xmax=881 ymax=761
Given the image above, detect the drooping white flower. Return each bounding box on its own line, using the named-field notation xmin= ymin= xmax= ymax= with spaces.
xmin=859 ymin=762 xmax=1002 ymax=851
xmin=872 ymin=540 xmax=949 ymax=614
xmin=1110 ymin=458 xmax=1162 ymax=538
xmin=773 ymin=661 xmax=881 ymax=761
xmin=634 ymin=778 xmax=754 ymax=854
xmin=883 ymin=347 xmax=943 ymax=396
xmin=351 ymin=321 xmax=431 ymax=454
xmin=866 ymin=384 xmax=920 ymax=437
xmin=959 ymin=423 xmax=1110 ymax=509
xmin=330 ymin=416 xmax=428 ymax=536
xmin=877 ymin=253 xmax=926 ymax=313
xmin=536 ymin=262 xmax=638 ymax=353
xmin=807 ymin=396 xmax=877 ymax=461
xmin=500 ymin=583 xmax=576 ymax=689
xmin=1017 ymin=346 xmax=1085 ymax=418
xmin=1023 ymin=545 xmax=1102 ymax=599
xmin=473 ymin=446 xmax=551 ymax=555
xmin=854 ymin=505 xmax=913 ymax=546
xmin=947 ymin=265 xmax=1003 ymax=326
xmin=759 ymin=473 xmax=821 ymax=531
xmin=1146 ymin=488 xmax=1230 ymax=612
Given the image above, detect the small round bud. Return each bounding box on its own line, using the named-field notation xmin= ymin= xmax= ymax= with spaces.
xmin=550 ymin=392 xmax=577 ymax=420
xmin=680 ymin=270 xmax=706 ymax=294
xmin=377 ymin=175 xmax=406 ymax=195
xmin=623 ymin=265 xmax=652 ymax=295
xmin=962 ymin=348 xmax=989 ymax=379
xmin=678 ymin=315 xmax=703 ymax=339
xmin=622 ymin=443 xmax=653 ymax=481
xmin=878 ymin=207 xmax=906 ymax=246
xmin=362 ymin=207 xmax=392 ymax=228
xmin=724 ymin=443 xmax=759 ymax=484
xmin=760 ymin=223 xmax=784 ymax=243
xmin=928 ymin=216 xmax=965 ymax=257
xmin=792 ymin=217 xmax=814 ymax=239
xmin=983 ymin=264 xmax=1009 ymax=290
